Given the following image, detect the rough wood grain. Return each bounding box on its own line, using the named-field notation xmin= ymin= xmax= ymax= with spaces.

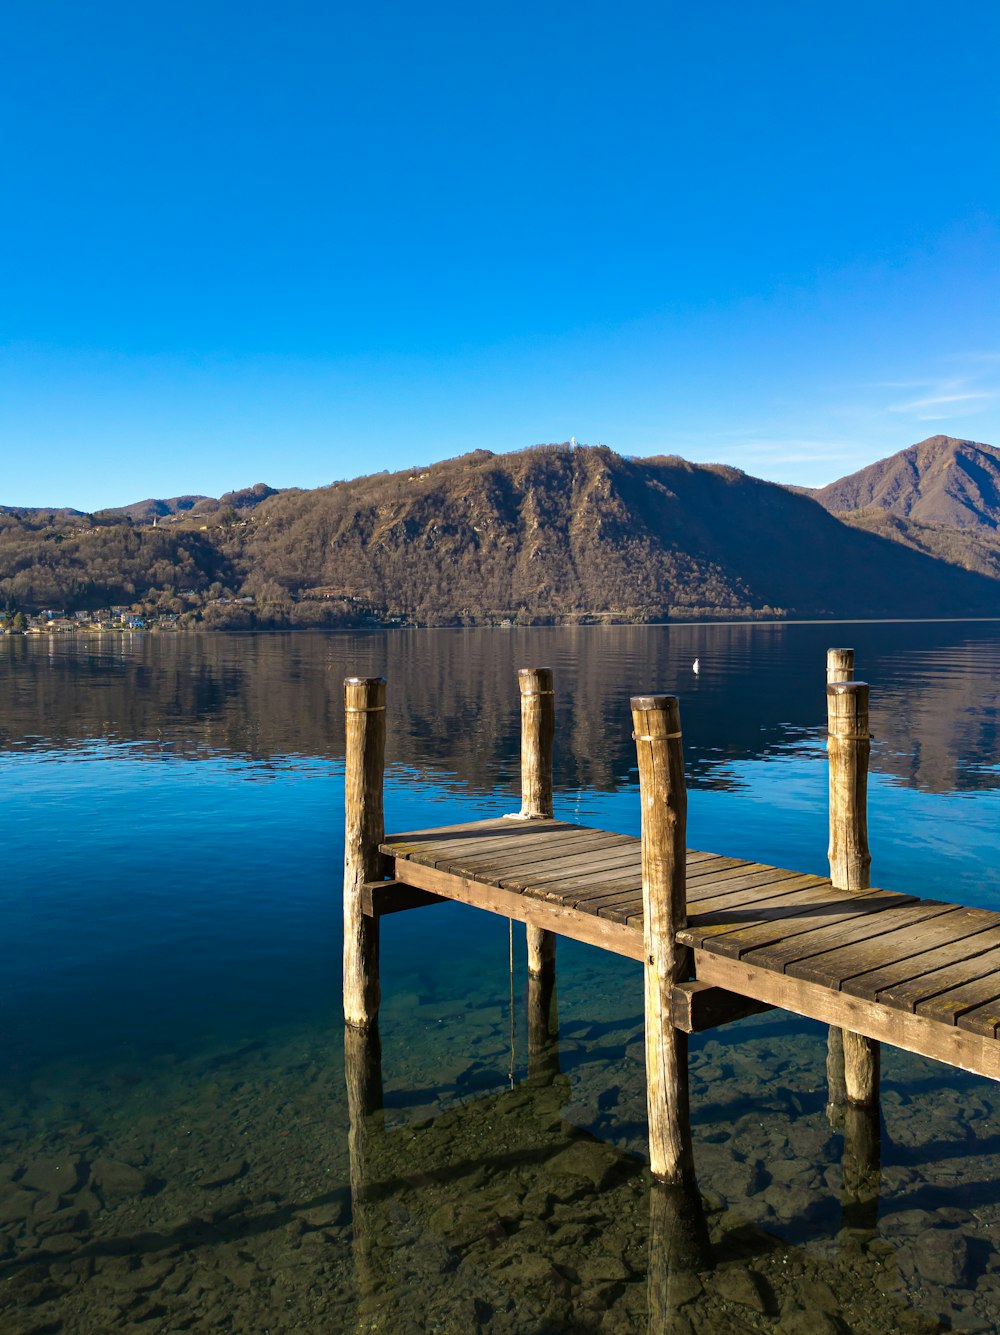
xmin=746 ymin=901 xmax=954 ymax=978
xmin=693 ymin=948 xmax=1000 ymax=1080
xmin=671 ymin=981 xmax=773 ymax=1033
xmin=343 ymin=676 xmax=387 ymax=1031
xmin=828 ymin=681 xmax=871 ymax=893
xmin=827 ymin=676 xmax=878 ymax=1109
xmin=842 ymin=918 xmax=1000 ymax=1001
xmin=362 ymin=880 xmax=445 ymax=917
xmin=518 ymin=667 xmax=557 ymax=979
xmin=827 ymin=647 xmax=855 ymax=685
xmin=632 ymin=693 xmax=695 ymax=1187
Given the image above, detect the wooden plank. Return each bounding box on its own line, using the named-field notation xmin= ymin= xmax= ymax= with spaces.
xmin=383 ymin=820 xmax=570 ymax=862
xmin=463 ymin=833 xmax=636 ymax=874
xmin=384 ymin=817 xmax=545 ymax=845
xmin=683 ymin=857 xmax=757 ymax=883
xmin=362 ymin=880 xmax=446 ymax=917
xmin=955 ymin=995 xmax=1000 ymax=1038
xmin=390 ymin=857 xmax=646 ymax=963
xmin=406 ymin=825 xmax=615 ymax=868
xmin=841 ymin=917 xmax=1000 ymax=1001
xmin=539 ymin=869 xmax=645 ymax=905
xmin=597 ymin=896 xmax=644 ymax=924
xmin=870 ymin=939 xmax=998 ymax=1009
xmin=671 ymin=981 xmax=774 ymax=1033
xmin=586 ymin=870 xmax=814 ymax=926
xmin=685 ymin=859 xmax=779 ymax=888
xmin=686 ymin=869 xmax=826 ymax=907
xmin=572 ymin=864 xmax=801 ymax=912
xmin=693 ymin=948 xmax=1000 ymax=1082
xmin=624 ymin=875 xmax=827 ymax=929
xmin=911 ymin=957 xmax=1000 ymax=1026
xmin=479 ymin=841 xmax=642 ymax=884
xmin=683 ymin=888 xmax=913 ymax=958
xmin=498 ymin=859 xmax=644 ymax=902
xmin=745 ymin=902 xmax=957 ymax=979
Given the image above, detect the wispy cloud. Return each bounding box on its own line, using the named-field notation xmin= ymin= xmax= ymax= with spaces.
xmin=880 ymin=356 xmax=1000 ymax=422
xmin=889 ymin=388 xmax=999 ymax=418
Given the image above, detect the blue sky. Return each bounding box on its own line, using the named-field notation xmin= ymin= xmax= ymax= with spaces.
xmin=2 ymin=1 xmax=999 ymax=509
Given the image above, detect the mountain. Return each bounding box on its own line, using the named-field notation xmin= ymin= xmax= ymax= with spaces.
xmin=93 ymin=483 xmax=280 ymax=524
xmin=814 ymin=436 xmax=1000 ymax=578
xmin=4 ymin=444 xmax=1000 ymax=626
xmin=94 ymin=495 xmax=210 ymax=522
xmin=815 ymin=436 xmax=1000 ymax=527
xmin=234 ymin=445 xmax=1000 ymax=623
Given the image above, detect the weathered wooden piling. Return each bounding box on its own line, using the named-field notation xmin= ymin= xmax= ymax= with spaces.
xmin=825 ymin=648 xmax=854 ymax=1116
xmin=343 ymin=676 xmax=387 ymax=1031
xmin=827 ymin=647 xmax=855 ymax=686
xmin=518 ymin=667 xmax=557 ymax=979
xmin=631 ymin=694 xmax=696 ymax=1187
xmin=827 ymin=674 xmax=880 ymax=1108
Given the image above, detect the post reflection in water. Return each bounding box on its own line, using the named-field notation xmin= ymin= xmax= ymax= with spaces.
xmin=527 ymin=969 xmax=560 ymax=1082
xmin=344 ymin=1025 xmax=386 ymax=1327
xmin=646 ymin=1182 xmax=713 ymax=1333
xmin=840 ymin=1102 xmax=882 ymax=1243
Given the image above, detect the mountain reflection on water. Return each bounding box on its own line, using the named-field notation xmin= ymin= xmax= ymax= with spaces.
xmin=3 ymin=621 xmax=1000 ymax=1332
xmin=4 ymin=619 xmax=1000 ymax=795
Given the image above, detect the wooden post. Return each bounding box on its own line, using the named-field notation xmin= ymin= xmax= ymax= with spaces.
xmin=518 ymin=666 xmax=557 ymax=979
xmin=631 ymin=694 xmax=696 ymax=1187
xmin=344 ymin=676 xmax=387 ymax=1032
xmin=827 ymin=677 xmax=879 ymax=1108
xmin=827 ymin=647 xmax=855 ymax=686
xmin=825 ymin=648 xmax=854 ymax=1119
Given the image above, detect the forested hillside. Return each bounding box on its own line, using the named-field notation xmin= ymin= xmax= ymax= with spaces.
xmin=4 ymin=445 xmax=1000 ymax=627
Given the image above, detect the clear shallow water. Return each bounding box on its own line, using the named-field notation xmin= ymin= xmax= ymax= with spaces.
xmin=3 ymin=623 xmax=1000 ymax=1331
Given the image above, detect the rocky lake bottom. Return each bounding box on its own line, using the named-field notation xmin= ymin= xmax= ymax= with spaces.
xmin=4 ymin=944 xmax=1000 ymax=1334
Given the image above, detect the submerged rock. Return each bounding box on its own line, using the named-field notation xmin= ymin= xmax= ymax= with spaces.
xmin=90 ymin=1157 xmax=148 ymax=1201
xmin=914 ymin=1227 xmax=973 ymax=1288
xmin=19 ymin=1157 xmax=83 ymax=1197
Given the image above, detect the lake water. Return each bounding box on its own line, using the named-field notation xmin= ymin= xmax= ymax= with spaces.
xmin=3 ymin=621 xmax=1000 ymax=1333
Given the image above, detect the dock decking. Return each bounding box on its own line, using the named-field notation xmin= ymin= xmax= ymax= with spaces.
xmin=378 ymin=817 xmax=1000 ymax=1081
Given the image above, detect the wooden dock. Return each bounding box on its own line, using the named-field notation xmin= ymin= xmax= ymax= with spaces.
xmin=342 ymin=653 xmax=1000 ymax=1195
xmin=379 ymin=817 xmax=1000 ymax=1077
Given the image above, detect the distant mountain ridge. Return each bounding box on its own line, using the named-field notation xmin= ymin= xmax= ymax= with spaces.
xmin=3 ymin=483 xmax=281 ymax=525
xmin=813 ymin=436 xmax=1000 ymax=579
xmin=3 ymin=441 xmax=1000 ymax=627
xmin=95 ymin=482 xmax=281 ymax=523
xmin=815 ymin=436 xmax=1000 ymax=528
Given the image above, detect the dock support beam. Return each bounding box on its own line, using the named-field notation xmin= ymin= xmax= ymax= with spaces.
xmin=632 ymin=694 xmax=696 ymax=1187
xmin=828 ymin=673 xmax=879 ymax=1109
xmin=344 ymin=676 xmax=387 ymax=1032
xmin=518 ymin=667 xmax=557 ymax=980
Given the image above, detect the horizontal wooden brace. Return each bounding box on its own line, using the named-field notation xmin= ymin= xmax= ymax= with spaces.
xmin=671 ymin=980 xmax=774 ymax=1033
xmin=362 ymin=879 xmax=447 ymax=917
